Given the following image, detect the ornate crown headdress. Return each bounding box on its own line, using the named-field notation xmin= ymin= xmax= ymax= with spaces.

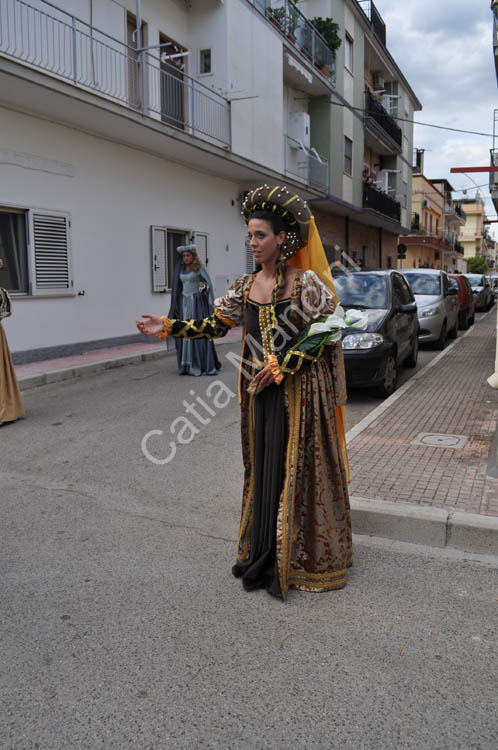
xmin=241 ymin=184 xmax=313 ymax=259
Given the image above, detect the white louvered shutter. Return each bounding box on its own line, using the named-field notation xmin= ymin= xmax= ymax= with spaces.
xmin=193 ymin=232 xmax=208 ymax=265
xmin=245 ymin=237 xmax=256 ymax=273
xmin=29 ymin=211 xmax=73 ymax=296
xmin=151 ymin=226 xmax=168 ymax=292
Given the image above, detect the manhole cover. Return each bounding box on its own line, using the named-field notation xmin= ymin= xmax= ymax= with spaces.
xmin=411 ymin=432 xmax=468 ymax=449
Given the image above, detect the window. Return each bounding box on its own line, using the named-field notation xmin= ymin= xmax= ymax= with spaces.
xmin=344 ymin=35 xmax=353 ymax=72
xmin=344 ymin=136 xmax=353 ymax=176
xmin=402 ymin=181 xmax=408 ymax=209
xmin=200 ymin=49 xmax=211 ymax=75
xmin=151 ymin=228 xmax=208 ymax=291
xmin=0 ymin=207 xmax=72 ymax=296
xmin=392 ymin=273 xmax=413 ymax=305
xmin=436 ymin=218 xmax=439 ymax=235
xmin=429 ymin=214 xmax=433 ymax=234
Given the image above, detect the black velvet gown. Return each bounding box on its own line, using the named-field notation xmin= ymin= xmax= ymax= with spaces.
xmin=231 ymin=298 xmax=295 ymax=598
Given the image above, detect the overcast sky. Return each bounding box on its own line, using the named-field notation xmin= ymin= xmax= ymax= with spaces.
xmin=374 ymin=0 xmax=497 ymax=235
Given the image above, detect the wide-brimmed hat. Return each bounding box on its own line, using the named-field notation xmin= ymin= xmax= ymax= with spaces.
xmin=176 ymin=244 xmax=197 ymax=255
xmin=242 ymin=184 xmax=313 ymax=258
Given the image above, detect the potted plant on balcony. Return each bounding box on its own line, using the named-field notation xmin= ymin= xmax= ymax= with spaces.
xmin=268 ymin=6 xmax=285 ymax=32
xmin=310 ymin=16 xmax=342 ymax=54
xmin=286 ymin=0 xmax=303 ymax=44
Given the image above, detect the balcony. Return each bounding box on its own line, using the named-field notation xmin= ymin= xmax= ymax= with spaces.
xmin=411 ymin=213 xmax=420 ymax=232
xmin=365 ymin=88 xmax=402 ymax=150
xmin=363 ymin=183 xmax=400 ymax=222
xmin=284 ymin=135 xmax=328 ymax=192
xmin=0 ymin=0 xmax=231 ymax=148
xmin=358 ymin=1 xmax=386 ymax=46
xmin=454 ymin=241 xmax=465 ymax=255
xmin=256 ymin=0 xmax=336 ymax=85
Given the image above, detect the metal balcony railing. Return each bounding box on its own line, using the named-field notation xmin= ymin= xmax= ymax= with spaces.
xmin=454 ymin=203 xmax=466 ymax=220
xmin=358 ymin=1 xmax=386 ymax=46
xmin=0 ymin=0 xmax=231 ymax=148
xmin=411 ymin=212 xmax=420 ymax=231
xmin=365 ymin=88 xmax=402 ymax=147
xmin=284 ymin=135 xmax=328 ymax=192
xmin=260 ymin=1 xmax=337 ymax=85
xmin=490 ymin=149 xmax=498 ymax=191
xmin=363 ymin=183 xmax=400 ymax=222
xmin=454 ymin=241 xmax=465 ymax=255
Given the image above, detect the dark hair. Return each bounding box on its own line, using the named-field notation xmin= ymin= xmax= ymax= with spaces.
xmin=248 ymin=210 xmax=301 ymax=304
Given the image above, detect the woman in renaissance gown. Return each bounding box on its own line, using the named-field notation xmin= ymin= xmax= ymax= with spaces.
xmin=168 ymin=244 xmax=220 ymax=376
xmin=137 ymin=185 xmax=351 ymax=600
xmin=0 ymin=259 xmax=25 ymax=425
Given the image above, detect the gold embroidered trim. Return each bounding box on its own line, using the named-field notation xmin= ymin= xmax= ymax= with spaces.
xmin=267 ymin=354 xmax=283 ymax=385
xmin=155 ymin=316 xmax=172 ymax=340
xmin=237 ymin=392 xmax=255 ymax=561
xmin=277 ymin=373 xmax=301 ymax=600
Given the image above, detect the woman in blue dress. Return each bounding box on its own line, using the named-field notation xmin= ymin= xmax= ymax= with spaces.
xmin=168 ymin=244 xmax=221 ymax=375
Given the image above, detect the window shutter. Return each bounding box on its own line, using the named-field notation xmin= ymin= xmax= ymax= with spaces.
xmin=151 ymin=226 xmax=168 ymax=292
xmin=193 ymin=232 xmax=208 ymax=265
xmin=245 ymin=238 xmax=256 ymax=273
xmin=29 ymin=211 xmax=72 ymax=296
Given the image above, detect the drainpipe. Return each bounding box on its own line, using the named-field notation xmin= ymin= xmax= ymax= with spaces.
xmin=378 ymin=227 xmax=383 ymax=267
xmin=345 ymin=216 xmax=350 ymax=258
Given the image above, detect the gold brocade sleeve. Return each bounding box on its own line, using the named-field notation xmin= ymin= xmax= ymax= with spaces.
xmin=169 ymin=313 xmax=234 ymax=339
xmin=212 ymin=275 xmax=247 ymax=327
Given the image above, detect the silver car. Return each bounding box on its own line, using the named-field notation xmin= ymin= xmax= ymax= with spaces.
xmin=402 ymin=269 xmax=459 ymax=349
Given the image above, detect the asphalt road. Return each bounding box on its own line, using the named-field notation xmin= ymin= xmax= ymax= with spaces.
xmin=1 ymin=334 xmax=497 ymax=749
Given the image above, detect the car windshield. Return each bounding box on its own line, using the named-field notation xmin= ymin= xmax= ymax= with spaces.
xmin=403 ymin=273 xmax=441 ymax=295
xmin=334 ymin=273 xmax=388 ymax=309
xmin=466 ymin=274 xmax=484 ymax=288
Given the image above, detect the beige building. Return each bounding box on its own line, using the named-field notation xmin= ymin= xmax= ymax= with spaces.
xmin=459 ymin=195 xmax=493 ymax=263
xmin=398 ymin=157 xmax=465 ymax=272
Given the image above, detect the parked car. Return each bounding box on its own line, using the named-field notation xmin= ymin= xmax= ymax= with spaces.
xmin=449 ymin=273 xmax=475 ymax=330
xmin=402 ymin=269 xmax=459 ymax=350
xmin=486 ymin=275 xmax=498 ymax=299
xmin=334 ymin=270 xmax=419 ymax=398
xmin=465 ymin=273 xmax=493 ymax=311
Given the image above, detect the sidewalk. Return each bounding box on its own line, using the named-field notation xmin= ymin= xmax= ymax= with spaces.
xmin=347 ymin=308 xmax=498 ymax=518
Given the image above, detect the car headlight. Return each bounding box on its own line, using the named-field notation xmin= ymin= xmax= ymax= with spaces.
xmin=342 ymin=333 xmax=383 ymax=349
xmin=420 ymin=306 xmax=439 ymax=318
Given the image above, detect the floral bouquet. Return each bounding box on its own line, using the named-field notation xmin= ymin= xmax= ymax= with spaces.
xmin=294 ymin=305 xmax=369 ymax=353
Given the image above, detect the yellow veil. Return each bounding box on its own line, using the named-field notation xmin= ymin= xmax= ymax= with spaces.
xmin=288 ymin=217 xmax=350 ymax=482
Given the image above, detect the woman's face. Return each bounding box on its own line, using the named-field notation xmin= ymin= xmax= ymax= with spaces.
xmin=182 ymin=251 xmax=194 ymax=265
xmin=247 ymin=219 xmax=285 ymax=266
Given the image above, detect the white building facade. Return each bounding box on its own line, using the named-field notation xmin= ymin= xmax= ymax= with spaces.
xmin=0 ymin=0 xmax=420 ymax=359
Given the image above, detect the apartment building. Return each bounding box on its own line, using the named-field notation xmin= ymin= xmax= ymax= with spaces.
xmin=459 ymin=195 xmax=494 ymax=263
xmin=0 ymin=0 xmax=421 ymax=358
xmin=398 ymin=155 xmax=466 ymax=273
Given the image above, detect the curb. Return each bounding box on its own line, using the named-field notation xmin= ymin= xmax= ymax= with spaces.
xmin=17 ymin=348 xmax=170 ymax=391
xmin=351 ymin=496 xmax=498 ymax=557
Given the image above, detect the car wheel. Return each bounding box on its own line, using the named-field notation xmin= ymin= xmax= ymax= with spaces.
xmin=469 ymin=312 xmax=475 ymax=325
xmin=459 ymin=311 xmax=469 ymax=330
xmin=404 ymin=334 xmax=418 ymax=368
xmin=487 ymin=298 xmax=494 ymax=311
xmin=373 ymin=352 xmax=397 ymax=398
xmin=448 ymin=318 xmax=458 ymax=339
xmin=435 ymin=320 xmax=447 ymax=350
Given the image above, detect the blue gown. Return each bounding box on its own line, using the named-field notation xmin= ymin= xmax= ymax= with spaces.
xmin=170 ymin=267 xmax=221 ymax=376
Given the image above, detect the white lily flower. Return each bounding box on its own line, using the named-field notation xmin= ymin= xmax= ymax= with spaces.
xmin=344 ymin=309 xmax=369 ymax=330
xmin=326 ymin=330 xmax=343 ymax=343
xmin=309 ymin=320 xmax=333 ymax=335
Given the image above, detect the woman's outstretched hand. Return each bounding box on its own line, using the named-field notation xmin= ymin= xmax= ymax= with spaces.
xmin=136 ymin=314 xmax=164 ymax=336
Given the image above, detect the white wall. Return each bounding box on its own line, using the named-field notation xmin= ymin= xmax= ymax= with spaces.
xmin=227 ymin=1 xmax=284 ymax=172
xmin=1 ymin=108 xmax=246 ymax=352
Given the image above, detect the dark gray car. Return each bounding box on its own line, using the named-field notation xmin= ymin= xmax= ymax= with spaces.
xmin=465 ymin=274 xmax=493 ymax=311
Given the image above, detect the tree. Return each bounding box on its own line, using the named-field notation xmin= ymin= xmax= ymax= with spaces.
xmin=466 ymin=255 xmax=488 ymax=274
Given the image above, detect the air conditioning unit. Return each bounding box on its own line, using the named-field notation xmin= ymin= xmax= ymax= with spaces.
xmin=373 ymin=72 xmax=385 ymax=90
xmin=288 ymin=111 xmax=310 ymax=150
xmin=422 ymin=199 xmax=430 ymax=208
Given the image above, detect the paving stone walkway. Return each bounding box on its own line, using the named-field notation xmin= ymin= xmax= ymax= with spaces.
xmin=347 ymin=309 xmax=498 ymax=517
